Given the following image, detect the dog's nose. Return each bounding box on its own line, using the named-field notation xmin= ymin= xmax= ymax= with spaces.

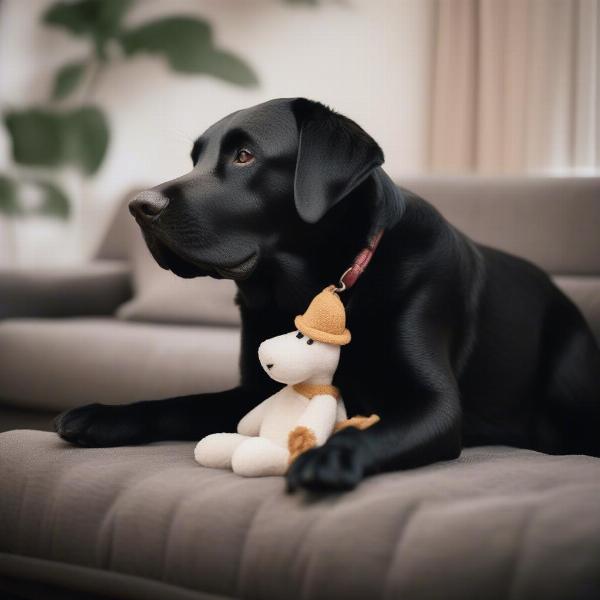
xmin=129 ymin=190 xmax=169 ymax=221
xmin=266 ymin=363 xmax=274 ymax=370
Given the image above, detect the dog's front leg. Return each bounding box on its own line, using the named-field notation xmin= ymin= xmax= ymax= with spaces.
xmin=54 ymin=304 xmax=289 ymax=448
xmin=287 ymin=307 xmax=463 ymax=491
xmin=286 ymin=395 xmax=461 ymax=492
xmin=54 ymin=385 xmax=272 ymax=447
xmin=286 ymin=387 xmax=461 ymax=492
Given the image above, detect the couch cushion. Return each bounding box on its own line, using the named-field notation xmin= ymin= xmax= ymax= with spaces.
xmin=0 ymin=406 xmax=54 ymax=434
xmin=0 ymin=431 xmax=599 ymax=600
xmin=554 ymin=276 xmax=600 ymax=343
xmin=401 ymin=176 xmax=600 ymax=276
xmin=0 ymin=319 xmax=240 ymax=412
xmin=0 ymin=261 xmax=132 ymax=319
xmin=95 ymin=189 xmax=240 ymax=327
xmin=116 ymin=225 xmax=240 ymax=327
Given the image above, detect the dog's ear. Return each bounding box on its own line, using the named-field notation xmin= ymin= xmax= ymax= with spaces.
xmin=292 ymin=99 xmax=384 ymax=223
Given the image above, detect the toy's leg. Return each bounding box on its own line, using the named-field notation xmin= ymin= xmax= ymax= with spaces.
xmin=231 ymin=437 xmax=290 ymax=477
xmin=194 ymin=433 xmax=250 ymax=469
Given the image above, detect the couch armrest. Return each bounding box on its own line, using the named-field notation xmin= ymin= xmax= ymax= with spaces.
xmin=0 ymin=260 xmax=133 ymax=319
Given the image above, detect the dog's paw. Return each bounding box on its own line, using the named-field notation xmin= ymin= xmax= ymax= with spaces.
xmin=286 ymin=428 xmax=366 ymax=492
xmin=54 ymin=403 xmax=148 ymax=447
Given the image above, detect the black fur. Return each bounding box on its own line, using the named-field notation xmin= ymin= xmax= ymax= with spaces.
xmin=55 ymin=98 xmax=600 ymax=491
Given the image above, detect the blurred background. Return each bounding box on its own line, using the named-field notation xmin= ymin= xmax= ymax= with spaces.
xmin=0 ymin=0 xmax=598 ymax=267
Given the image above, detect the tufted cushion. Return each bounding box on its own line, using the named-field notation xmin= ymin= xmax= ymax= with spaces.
xmin=1 ymin=430 xmax=599 ymax=600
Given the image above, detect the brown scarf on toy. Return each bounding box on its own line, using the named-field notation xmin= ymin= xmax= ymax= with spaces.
xmin=292 ymin=383 xmax=380 ymax=432
xmin=293 ymin=383 xmax=340 ymax=399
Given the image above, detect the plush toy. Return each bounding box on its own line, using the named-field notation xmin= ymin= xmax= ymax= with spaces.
xmin=194 ymin=285 xmax=379 ymax=477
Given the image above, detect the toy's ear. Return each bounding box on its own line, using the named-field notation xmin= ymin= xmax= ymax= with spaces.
xmin=292 ymin=98 xmax=384 ymax=224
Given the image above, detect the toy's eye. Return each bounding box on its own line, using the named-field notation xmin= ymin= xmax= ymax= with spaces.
xmin=307 ymin=338 xmax=314 ymax=345
xmin=296 ymin=332 xmax=304 ymax=339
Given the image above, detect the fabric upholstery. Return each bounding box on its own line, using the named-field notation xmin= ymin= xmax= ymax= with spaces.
xmin=401 ymin=176 xmax=600 ymax=276
xmin=116 ymin=219 xmax=240 ymax=327
xmin=0 ymin=261 xmax=132 ymax=320
xmin=554 ymin=275 xmax=600 ymax=342
xmin=94 ymin=190 xmax=141 ymax=262
xmin=0 ymin=555 xmax=227 ymax=600
xmin=95 ymin=188 xmax=240 ymax=326
xmin=0 ymin=406 xmax=54 ymax=434
xmin=98 ymin=177 xmax=600 ymax=327
xmin=1 ymin=431 xmax=599 ymax=600
xmin=0 ymin=319 xmax=240 ymax=412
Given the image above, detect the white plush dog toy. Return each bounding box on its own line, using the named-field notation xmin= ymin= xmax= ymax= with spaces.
xmin=194 ymin=286 xmax=379 ymax=477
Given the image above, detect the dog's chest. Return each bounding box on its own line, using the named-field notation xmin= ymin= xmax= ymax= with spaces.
xmin=260 ymin=386 xmax=309 ymax=447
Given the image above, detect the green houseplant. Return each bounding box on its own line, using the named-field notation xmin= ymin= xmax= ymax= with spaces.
xmin=0 ymin=0 xmax=259 ymax=220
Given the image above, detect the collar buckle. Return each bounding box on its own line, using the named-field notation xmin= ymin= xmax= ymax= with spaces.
xmin=333 ymin=229 xmax=384 ymax=293
xmin=333 ymin=267 xmax=353 ymax=293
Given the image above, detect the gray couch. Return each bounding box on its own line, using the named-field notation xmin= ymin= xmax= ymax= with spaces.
xmin=1 ymin=177 xmax=599 ymax=599
xmin=0 ymin=192 xmax=242 ymax=430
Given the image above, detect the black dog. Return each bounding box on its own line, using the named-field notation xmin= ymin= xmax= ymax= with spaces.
xmin=55 ymin=98 xmax=600 ymax=491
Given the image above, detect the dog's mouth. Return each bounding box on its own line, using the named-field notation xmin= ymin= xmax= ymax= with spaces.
xmin=213 ymin=252 xmax=259 ymax=280
xmin=142 ymin=231 xmax=258 ymax=281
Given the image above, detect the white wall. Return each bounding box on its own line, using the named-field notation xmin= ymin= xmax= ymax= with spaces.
xmin=0 ymin=0 xmax=434 ymax=263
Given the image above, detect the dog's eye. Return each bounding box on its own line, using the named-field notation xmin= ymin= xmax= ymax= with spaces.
xmin=307 ymin=338 xmax=314 ymax=345
xmin=234 ymin=149 xmax=254 ymax=165
xmin=296 ymin=332 xmax=304 ymax=339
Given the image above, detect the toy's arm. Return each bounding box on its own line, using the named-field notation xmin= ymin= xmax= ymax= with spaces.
xmin=336 ymin=398 xmax=347 ymax=422
xmin=288 ymin=394 xmax=337 ymax=461
xmin=237 ymin=396 xmax=273 ymax=436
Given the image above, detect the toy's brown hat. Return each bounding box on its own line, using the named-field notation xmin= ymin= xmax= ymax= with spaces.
xmin=294 ymin=286 xmax=351 ymax=346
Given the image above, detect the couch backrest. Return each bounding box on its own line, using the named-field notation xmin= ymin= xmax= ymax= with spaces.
xmin=95 ymin=189 xmax=142 ymax=261
xmin=94 ymin=189 xmax=241 ymax=327
xmin=400 ymin=177 xmax=600 ymax=276
xmin=401 ymin=176 xmax=600 ymax=341
xmin=94 ymin=177 xmax=600 ymax=341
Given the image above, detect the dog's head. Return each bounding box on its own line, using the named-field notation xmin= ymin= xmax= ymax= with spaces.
xmin=129 ymin=98 xmax=384 ymax=280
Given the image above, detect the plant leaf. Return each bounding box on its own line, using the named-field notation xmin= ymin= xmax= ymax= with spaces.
xmin=34 ymin=180 xmax=70 ymax=219
xmin=118 ymin=17 xmax=258 ymax=86
xmin=62 ymin=107 xmax=109 ymax=175
xmin=0 ymin=174 xmax=22 ymax=216
xmin=44 ymin=0 xmax=133 ymax=58
xmin=4 ymin=106 xmax=109 ymax=175
xmin=184 ymin=49 xmax=260 ymax=87
xmin=4 ymin=110 xmax=64 ymax=168
xmin=118 ymin=17 xmax=212 ymax=61
xmin=52 ymin=61 xmax=87 ymax=100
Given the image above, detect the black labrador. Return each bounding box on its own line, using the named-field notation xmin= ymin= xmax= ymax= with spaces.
xmin=55 ymin=98 xmax=600 ymax=491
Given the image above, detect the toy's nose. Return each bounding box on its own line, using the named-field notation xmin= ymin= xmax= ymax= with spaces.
xmin=266 ymin=363 xmax=274 ymax=370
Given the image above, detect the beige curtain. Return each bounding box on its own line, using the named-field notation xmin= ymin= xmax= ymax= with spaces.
xmin=429 ymin=0 xmax=600 ymax=174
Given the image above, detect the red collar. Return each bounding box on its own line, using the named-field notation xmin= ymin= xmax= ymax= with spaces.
xmin=337 ymin=229 xmax=384 ymax=291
